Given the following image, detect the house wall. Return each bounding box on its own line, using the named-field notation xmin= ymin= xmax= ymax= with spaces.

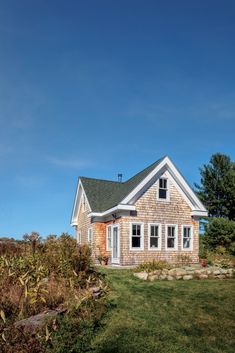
xmin=76 ymin=197 xmax=91 ymax=244
xmin=76 ymin=198 xmax=109 ymax=261
xmin=118 ymin=172 xmax=199 ymax=265
xmin=76 ymin=172 xmax=199 ymax=266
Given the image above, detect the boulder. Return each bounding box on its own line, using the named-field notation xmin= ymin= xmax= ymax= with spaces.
xmin=148 ymin=274 xmax=159 ymax=281
xmin=174 ymin=268 xmax=187 ymax=277
xmin=167 ymin=275 xmax=174 ymax=281
xmin=217 ymin=274 xmax=226 ymax=279
xmin=14 ymin=308 xmax=66 ymax=332
xmin=162 ymin=269 xmax=169 ymax=275
xmin=199 ymin=274 xmax=208 ymax=279
xmin=168 ymin=269 xmax=176 ymax=276
xmin=183 ymin=275 xmax=193 ymax=280
xmin=175 ymin=275 xmax=182 ymax=280
xmin=159 ymin=274 xmax=167 ymax=280
xmin=134 ymin=272 xmax=148 ymax=280
xmin=152 ymin=270 xmax=162 ymax=276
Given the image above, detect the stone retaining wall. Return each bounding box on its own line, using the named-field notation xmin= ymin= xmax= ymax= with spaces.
xmin=134 ymin=266 xmax=234 ymax=281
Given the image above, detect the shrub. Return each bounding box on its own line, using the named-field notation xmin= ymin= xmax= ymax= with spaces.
xmin=203 ymin=218 xmax=235 ymax=254
xmin=0 ymin=233 xmax=107 ymax=352
xmin=206 ymin=251 xmax=235 ymax=268
xmin=135 ymin=260 xmax=171 ymax=273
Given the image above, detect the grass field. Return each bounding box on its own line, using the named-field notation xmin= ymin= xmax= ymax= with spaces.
xmin=90 ymin=269 xmax=235 ymax=353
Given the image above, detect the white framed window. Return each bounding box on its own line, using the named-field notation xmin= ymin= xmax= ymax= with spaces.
xmin=157 ymin=178 xmax=169 ymax=201
xmin=77 ymin=231 xmax=81 ymax=244
xmin=148 ymin=223 xmax=161 ymax=250
xmin=165 ymin=224 xmax=178 ymax=250
xmin=130 ymin=223 xmax=144 ymax=250
xmin=106 ymin=225 xmax=112 ymax=251
xmin=182 ymin=225 xmax=193 ymax=250
xmin=88 ymin=227 xmax=93 ymax=243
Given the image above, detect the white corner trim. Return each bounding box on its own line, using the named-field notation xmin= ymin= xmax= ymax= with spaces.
xmin=71 ymin=179 xmax=92 ymax=226
xmin=181 ymin=225 xmax=193 ymax=251
xmin=90 ymin=204 xmax=136 ymax=217
xmin=129 ymin=222 xmax=144 ymax=251
xmin=165 ymin=224 xmax=178 ymax=251
xmin=106 ymin=224 xmax=112 ymax=251
xmin=148 ymin=223 xmax=162 ymax=251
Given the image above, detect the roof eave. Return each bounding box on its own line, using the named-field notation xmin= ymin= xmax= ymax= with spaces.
xmin=90 ymin=204 xmax=136 ymax=217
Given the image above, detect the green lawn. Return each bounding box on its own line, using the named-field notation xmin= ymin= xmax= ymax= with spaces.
xmin=91 ymin=269 xmax=235 ymax=353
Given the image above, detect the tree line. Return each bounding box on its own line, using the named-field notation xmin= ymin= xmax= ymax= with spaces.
xmin=195 ymin=153 xmax=235 ymax=255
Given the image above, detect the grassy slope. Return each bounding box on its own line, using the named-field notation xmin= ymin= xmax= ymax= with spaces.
xmin=91 ymin=269 xmax=235 ymax=353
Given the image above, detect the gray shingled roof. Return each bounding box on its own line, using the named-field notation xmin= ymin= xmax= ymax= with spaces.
xmin=80 ymin=157 xmax=164 ymax=212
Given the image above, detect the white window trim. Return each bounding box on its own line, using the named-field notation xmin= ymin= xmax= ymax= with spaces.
xmin=106 ymin=225 xmax=112 ymax=251
xmin=181 ymin=225 xmax=193 ymax=251
xmin=87 ymin=227 xmax=93 ymax=243
xmin=157 ymin=177 xmax=170 ymax=202
xmin=148 ymin=223 xmax=161 ymax=250
xmin=129 ymin=222 xmax=144 ymax=251
xmin=165 ymin=224 xmax=178 ymax=251
xmin=77 ymin=231 xmax=81 ymax=244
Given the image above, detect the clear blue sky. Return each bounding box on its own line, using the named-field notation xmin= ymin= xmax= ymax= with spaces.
xmin=0 ymin=0 xmax=234 ymax=239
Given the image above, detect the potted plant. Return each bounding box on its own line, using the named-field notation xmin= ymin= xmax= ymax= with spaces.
xmin=102 ymin=255 xmax=109 ymax=266
xmin=97 ymin=255 xmax=109 ymax=266
xmin=200 ymin=258 xmax=207 ymax=268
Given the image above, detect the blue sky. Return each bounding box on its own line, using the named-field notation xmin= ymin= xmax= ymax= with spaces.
xmin=0 ymin=0 xmax=234 ymax=239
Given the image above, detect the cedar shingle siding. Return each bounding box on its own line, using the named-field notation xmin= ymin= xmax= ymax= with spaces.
xmin=74 ymin=157 xmax=204 ymax=265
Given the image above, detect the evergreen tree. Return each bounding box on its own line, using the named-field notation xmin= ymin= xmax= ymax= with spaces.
xmin=195 ymin=153 xmax=235 ymax=220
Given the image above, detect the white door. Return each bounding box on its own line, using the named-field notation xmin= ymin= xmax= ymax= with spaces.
xmin=112 ymin=225 xmax=120 ymax=264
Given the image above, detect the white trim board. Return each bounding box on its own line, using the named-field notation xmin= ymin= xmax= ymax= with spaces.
xmin=121 ymin=156 xmax=207 ymax=215
xmin=71 ymin=179 xmax=91 ymax=226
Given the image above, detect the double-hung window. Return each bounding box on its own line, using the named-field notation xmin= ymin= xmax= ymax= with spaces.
xmin=182 ymin=226 xmax=193 ymax=250
xmin=77 ymin=231 xmax=81 ymax=244
xmin=88 ymin=227 xmax=93 ymax=243
xmin=158 ymin=178 xmax=168 ymax=200
xmin=130 ymin=223 xmax=143 ymax=250
xmin=106 ymin=225 xmax=112 ymax=251
xmin=148 ymin=224 xmax=161 ymax=250
xmin=166 ymin=225 xmax=178 ymax=250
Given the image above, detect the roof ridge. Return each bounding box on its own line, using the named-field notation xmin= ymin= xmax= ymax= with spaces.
xmin=80 ymin=176 xmax=122 ymax=184
xmin=125 ymin=156 xmax=165 ymax=184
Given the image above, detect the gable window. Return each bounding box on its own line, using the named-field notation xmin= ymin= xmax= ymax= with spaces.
xmin=130 ymin=223 xmax=144 ymax=250
xmin=106 ymin=225 xmax=112 ymax=251
xmin=182 ymin=226 xmax=193 ymax=250
xmin=166 ymin=225 xmax=178 ymax=250
xmin=88 ymin=227 xmax=93 ymax=243
xmin=158 ymin=178 xmax=168 ymax=200
xmin=148 ymin=224 xmax=161 ymax=250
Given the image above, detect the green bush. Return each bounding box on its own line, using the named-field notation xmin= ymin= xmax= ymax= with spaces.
xmin=135 ymin=260 xmax=171 ymax=273
xmin=203 ymin=218 xmax=235 ymax=254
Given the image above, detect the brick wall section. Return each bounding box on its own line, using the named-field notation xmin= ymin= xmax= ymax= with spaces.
xmin=119 ymin=173 xmax=199 ymax=265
